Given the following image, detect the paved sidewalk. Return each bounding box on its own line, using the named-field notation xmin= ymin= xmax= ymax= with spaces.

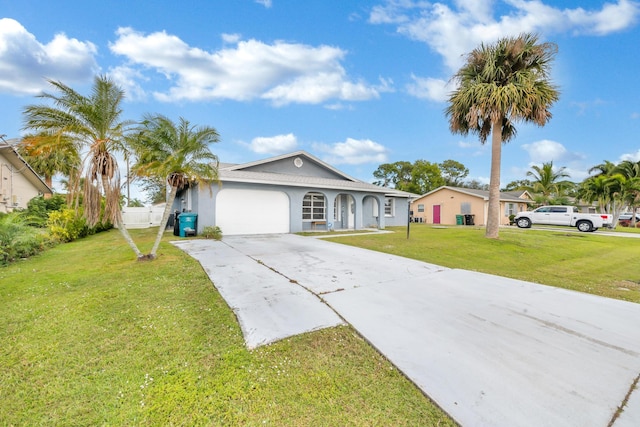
xmin=173 ymin=234 xmax=640 ymax=427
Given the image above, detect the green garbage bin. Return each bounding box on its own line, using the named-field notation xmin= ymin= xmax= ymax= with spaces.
xmin=178 ymin=212 xmax=198 ymax=237
xmin=456 ymin=214 xmax=464 ymax=225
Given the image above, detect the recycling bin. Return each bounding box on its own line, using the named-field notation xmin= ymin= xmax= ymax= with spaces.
xmin=456 ymin=215 xmax=464 ymax=225
xmin=178 ymin=212 xmax=198 ymax=237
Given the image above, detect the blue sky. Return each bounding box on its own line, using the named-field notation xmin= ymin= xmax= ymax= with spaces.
xmin=1 ymin=0 xmax=639 ymax=192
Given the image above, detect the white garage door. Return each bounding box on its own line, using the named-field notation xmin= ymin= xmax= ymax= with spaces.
xmin=216 ymin=189 xmax=290 ymax=235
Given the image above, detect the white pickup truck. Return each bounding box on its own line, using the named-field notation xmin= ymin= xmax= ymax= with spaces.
xmin=514 ymin=206 xmax=612 ymax=232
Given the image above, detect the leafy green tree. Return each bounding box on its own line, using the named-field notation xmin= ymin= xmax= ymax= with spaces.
xmin=439 ymin=159 xmax=469 ymax=186
xmin=502 ymin=179 xmax=533 ymax=191
xmin=446 ymin=33 xmax=559 ymax=238
xmin=464 ymin=179 xmax=490 ymax=191
xmin=131 ymin=114 xmax=220 ymax=259
xmin=410 ymin=160 xmax=445 ymax=194
xmin=22 ymin=76 xmax=143 ymax=258
xmin=373 ymin=160 xmax=446 ymax=194
xmin=373 ymin=161 xmax=414 ymax=189
xmin=138 ymin=176 xmax=168 ymax=205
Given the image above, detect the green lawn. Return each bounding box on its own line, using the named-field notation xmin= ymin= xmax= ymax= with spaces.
xmin=4 ymin=224 xmax=638 ymax=426
xmin=1 ymin=228 xmax=453 ymax=426
xmin=328 ymin=224 xmax=640 ymax=304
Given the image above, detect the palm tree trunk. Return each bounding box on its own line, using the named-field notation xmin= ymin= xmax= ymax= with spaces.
xmin=98 ymin=174 xmax=143 ymax=259
xmin=148 ymin=185 xmax=178 ymax=259
xmin=114 ymin=210 xmax=144 ymax=259
xmin=44 ymin=174 xmax=53 ymax=199
xmin=485 ymin=120 xmax=502 ymax=239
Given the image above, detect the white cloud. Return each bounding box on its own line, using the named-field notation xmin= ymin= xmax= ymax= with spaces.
xmin=565 ymin=0 xmax=640 ymax=35
xmin=521 ymin=139 xmax=585 ymax=163
xmin=0 ymin=18 xmax=98 ymax=95
xmin=560 ymin=166 xmax=588 ymax=182
xmin=109 ymin=27 xmax=385 ymax=105
xmin=108 ymin=65 xmax=147 ymax=101
xmin=262 ymin=72 xmax=380 ymax=106
xmin=221 ymin=33 xmax=242 ymax=44
xmin=522 ymin=139 xmax=568 ymax=162
xmin=314 ymin=137 xmax=389 ymax=165
xmin=458 ymin=141 xmax=477 ymax=148
xmin=406 ymin=75 xmax=451 ymax=101
xmin=249 ymin=133 xmax=297 ymax=154
xmin=370 ymin=0 xmax=640 ymax=71
xmin=620 ymin=149 xmax=640 ymax=162
xmin=256 ymin=0 xmax=272 ymax=8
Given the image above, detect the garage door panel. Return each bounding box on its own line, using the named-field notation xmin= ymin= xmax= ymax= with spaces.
xmin=216 ymin=189 xmax=289 ymax=235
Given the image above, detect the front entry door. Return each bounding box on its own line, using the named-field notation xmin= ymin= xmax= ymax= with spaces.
xmin=433 ymin=205 xmax=441 ymax=224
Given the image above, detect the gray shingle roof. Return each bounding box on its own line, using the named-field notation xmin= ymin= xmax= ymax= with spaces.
xmin=217 ymin=151 xmax=415 ymax=198
xmin=219 ymin=168 xmax=415 ymax=197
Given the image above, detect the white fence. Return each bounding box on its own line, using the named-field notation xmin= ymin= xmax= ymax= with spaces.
xmin=122 ymin=205 xmax=166 ymax=229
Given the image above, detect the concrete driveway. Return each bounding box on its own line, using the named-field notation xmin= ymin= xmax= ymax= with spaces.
xmin=173 ymin=234 xmax=640 ymax=427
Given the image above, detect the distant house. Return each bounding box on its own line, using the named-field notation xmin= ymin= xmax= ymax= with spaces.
xmin=0 ymin=139 xmax=52 ymax=213
xmin=410 ymin=186 xmax=532 ymax=226
xmin=174 ymin=151 xmax=415 ymax=235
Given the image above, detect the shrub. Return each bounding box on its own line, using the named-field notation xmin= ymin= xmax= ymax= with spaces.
xmin=47 ymin=209 xmax=88 ymax=242
xmin=20 ymin=194 xmax=67 ymax=227
xmin=0 ymin=213 xmax=52 ymax=265
xmin=201 ymin=226 xmax=223 ymax=240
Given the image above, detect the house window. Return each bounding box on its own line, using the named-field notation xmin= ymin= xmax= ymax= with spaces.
xmin=417 ymin=204 xmax=424 ymax=213
xmin=461 ymin=202 xmax=471 ymax=214
xmin=303 ymin=192 xmax=325 ymax=220
xmin=506 ymin=203 xmax=517 ymax=216
xmin=385 ymin=198 xmax=394 ymax=217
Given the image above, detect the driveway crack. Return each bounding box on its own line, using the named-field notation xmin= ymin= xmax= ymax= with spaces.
xmin=609 ymin=373 xmax=640 ymax=427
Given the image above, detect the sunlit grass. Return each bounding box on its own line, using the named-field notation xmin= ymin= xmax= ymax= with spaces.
xmin=329 ymin=225 xmax=640 ymax=303
xmin=1 ymin=228 xmax=453 ymax=426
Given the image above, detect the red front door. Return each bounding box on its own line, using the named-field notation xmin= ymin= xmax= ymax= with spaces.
xmin=433 ymin=205 xmax=441 ymax=224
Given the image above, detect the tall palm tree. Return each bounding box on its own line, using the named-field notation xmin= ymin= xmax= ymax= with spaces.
xmin=577 ymin=174 xmax=613 ymax=214
xmin=446 ymin=33 xmax=559 ymax=238
xmin=613 ymin=160 xmax=640 ymax=226
xmin=525 ymin=161 xmax=572 ymax=205
xmin=22 ymin=76 xmax=143 ymax=258
xmin=581 ymin=160 xmax=638 ymax=225
xmin=131 ymin=114 xmax=220 ymax=259
xmin=588 ymin=160 xmax=617 ymax=177
xmin=18 ymin=133 xmax=81 ymax=199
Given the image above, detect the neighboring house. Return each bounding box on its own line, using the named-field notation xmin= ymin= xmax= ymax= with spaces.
xmin=0 ymin=139 xmax=52 ymax=213
xmin=410 ymin=186 xmax=532 ymax=226
xmin=174 ymin=151 xmax=415 ymax=236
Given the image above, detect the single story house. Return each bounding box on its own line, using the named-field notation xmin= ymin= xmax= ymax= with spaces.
xmin=0 ymin=139 xmax=52 ymax=213
xmin=410 ymin=186 xmax=532 ymax=226
xmin=174 ymin=151 xmax=415 ymax=235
